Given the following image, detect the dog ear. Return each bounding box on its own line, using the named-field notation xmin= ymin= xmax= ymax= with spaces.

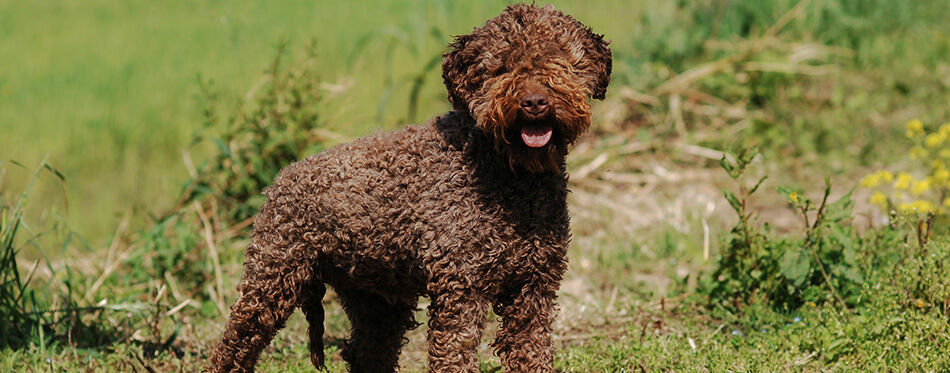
xmin=442 ymin=34 xmax=476 ymax=110
xmin=586 ymin=30 xmax=612 ymax=100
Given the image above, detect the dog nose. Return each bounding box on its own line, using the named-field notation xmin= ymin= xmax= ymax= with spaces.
xmin=520 ymin=93 xmax=550 ymax=116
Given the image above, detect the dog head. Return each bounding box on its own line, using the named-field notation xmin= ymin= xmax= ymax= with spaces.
xmin=442 ymin=4 xmax=612 ymax=173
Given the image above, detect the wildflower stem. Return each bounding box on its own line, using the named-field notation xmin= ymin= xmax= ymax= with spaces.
xmin=916 ymin=211 xmax=935 ymax=249
xmin=913 ymin=211 xmax=936 ymax=299
xmin=806 ymin=239 xmax=850 ymax=315
xmin=803 ymin=181 xmax=851 ymax=315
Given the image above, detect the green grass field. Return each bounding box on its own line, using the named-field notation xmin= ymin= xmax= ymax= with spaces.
xmin=2 ymin=0 xmax=950 ymax=371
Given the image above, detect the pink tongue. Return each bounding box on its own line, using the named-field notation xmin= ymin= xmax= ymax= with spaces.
xmin=521 ymin=125 xmax=553 ymax=148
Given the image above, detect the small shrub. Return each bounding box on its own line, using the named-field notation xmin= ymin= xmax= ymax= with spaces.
xmin=700 ymin=147 xmax=863 ymax=312
xmin=181 ymin=40 xmax=330 ymax=227
xmin=776 ymin=180 xmax=863 ymax=309
xmin=701 ymin=146 xmax=782 ymax=310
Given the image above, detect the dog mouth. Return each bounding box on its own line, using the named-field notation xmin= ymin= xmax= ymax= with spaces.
xmin=520 ymin=124 xmax=553 ymax=148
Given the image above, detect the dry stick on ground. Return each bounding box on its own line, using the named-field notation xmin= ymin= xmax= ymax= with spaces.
xmin=763 ymin=0 xmax=813 ymax=40
xmin=163 ymin=272 xmax=185 ymax=302
xmin=82 ymin=214 xmax=131 ymax=304
xmin=163 ymin=298 xmax=197 ymax=319
xmin=195 ymin=201 xmax=227 ymax=317
xmin=218 ymin=217 xmax=255 ymax=242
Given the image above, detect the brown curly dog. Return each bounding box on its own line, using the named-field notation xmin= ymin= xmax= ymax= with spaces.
xmin=210 ymin=4 xmax=610 ymax=372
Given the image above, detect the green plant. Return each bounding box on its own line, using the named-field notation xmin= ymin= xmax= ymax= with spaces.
xmin=180 ymin=40 xmax=331 ymax=228
xmin=0 ymin=161 xmax=102 ymax=349
xmin=0 ymin=162 xmax=58 ymax=348
xmin=349 ymin=20 xmax=448 ymax=126
xmin=777 ymin=180 xmax=862 ymax=310
xmin=701 ymin=146 xmax=784 ymax=310
xmin=701 ymin=147 xmax=863 ymax=312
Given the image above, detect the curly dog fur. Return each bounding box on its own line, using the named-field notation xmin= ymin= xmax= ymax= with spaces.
xmin=210 ymin=4 xmax=610 ymax=372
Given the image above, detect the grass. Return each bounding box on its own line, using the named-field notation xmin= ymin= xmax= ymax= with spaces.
xmin=0 ymin=0 xmax=528 ymax=246
xmin=2 ymin=0 xmax=950 ymax=371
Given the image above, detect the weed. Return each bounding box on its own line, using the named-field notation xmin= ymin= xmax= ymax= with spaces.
xmin=181 ymin=40 xmax=330 ymax=227
xmin=0 ymin=161 xmax=98 ymax=350
xmin=777 ymin=179 xmax=863 ymax=310
xmin=701 ymin=147 xmax=864 ymax=313
xmin=700 ymin=146 xmax=780 ymax=310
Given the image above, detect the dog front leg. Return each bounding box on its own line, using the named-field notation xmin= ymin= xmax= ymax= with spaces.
xmin=425 ymin=288 xmax=489 ymax=372
xmin=492 ymin=280 xmax=559 ymax=372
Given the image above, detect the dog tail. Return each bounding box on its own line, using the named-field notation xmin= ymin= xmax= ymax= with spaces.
xmin=302 ymin=280 xmax=328 ymax=369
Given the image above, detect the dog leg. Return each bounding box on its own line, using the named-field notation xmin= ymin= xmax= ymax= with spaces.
xmin=425 ymin=289 xmax=489 ymax=372
xmin=210 ymin=242 xmax=311 ymax=373
xmin=336 ymin=287 xmax=418 ymax=372
xmin=492 ymin=280 xmax=559 ymax=372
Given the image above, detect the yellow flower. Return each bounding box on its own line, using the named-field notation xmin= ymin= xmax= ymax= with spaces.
xmin=899 ymin=200 xmax=936 ymax=214
xmin=931 ymin=167 xmax=950 ymax=185
xmin=910 ymin=146 xmax=928 ymax=160
xmin=910 ymin=179 xmax=931 ymax=196
xmin=905 ymin=119 xmax=925 ymax=138
xmin=925 ymin=132 xmax=947 ymax=148
xmin=861 ymin=170 xmax=894 ymax=188
xmin=944 ymin=197 xmax=950 ymax=208
xmin=916 ymin=299 xmax=925 ymax=308
xmin=860 ymin=174 xmax=878 ymax=188
xmin=940 ymin=123 xmax=950 ymax=137
xmin=869 ymin=191 xmax=888 ymax=210
xmin=894 ymin=172 xmax=914 ymax=190
xmin=789 ymin=191 xmax=799 ymax=203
